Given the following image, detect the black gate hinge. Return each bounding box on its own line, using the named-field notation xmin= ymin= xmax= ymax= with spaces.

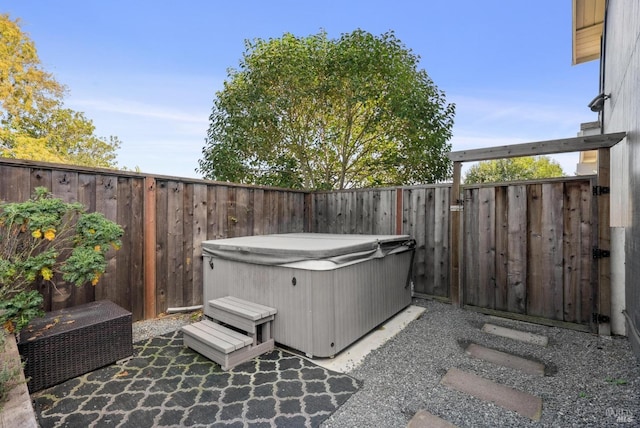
xmin=592 ymin=247 xmax=611 ymax=259
xmin=592 ymin=313 xmax=611 ymax=324
xmin=592 ymin=186 xmax=610 ymax=195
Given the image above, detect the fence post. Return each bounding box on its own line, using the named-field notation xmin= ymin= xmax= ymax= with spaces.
xmin=395 ymin=187 xmax=403 ymax=235
xmin=144 ymin=176 xmax=157 ymax=319
xmin=304 ymin=192 xmax=313 ymax=232
xmin=597 ymin=148 xmax=611 ymax=335
xmin=450 ymin=162 xmax=462 ymax=306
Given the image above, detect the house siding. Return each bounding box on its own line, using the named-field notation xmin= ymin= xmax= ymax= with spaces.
xmin=602 ymin=0 xmax=640 ymax=357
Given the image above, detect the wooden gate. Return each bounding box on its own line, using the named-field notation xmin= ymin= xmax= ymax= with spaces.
xmin=461 ymin=177 xmax=598 ymax=332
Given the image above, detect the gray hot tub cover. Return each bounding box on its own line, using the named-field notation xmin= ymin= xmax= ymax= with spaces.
xmin=201 ymin=233 xmax=415 ymax=268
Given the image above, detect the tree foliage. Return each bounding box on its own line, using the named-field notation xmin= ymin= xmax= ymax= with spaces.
xmin=464 ymin=156 xmax=565 ymax=184
xmin=0 ymin=14 xmax=120 ymax=168
xmin=198 ymin=30 xmax=455 ymax=190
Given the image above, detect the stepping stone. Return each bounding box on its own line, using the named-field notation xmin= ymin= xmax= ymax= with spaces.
xmin=466 ymin=343 xmax=545 ymax=376
xmin=407 ymin=409 xmax=458 ymax=428
xmin=488 ymin=315 xmax=537 ymax=328
xmin=440 ymin=368 xmax=542 ymax=421
xmin=481 ymin=323 xmax=548 ymax=347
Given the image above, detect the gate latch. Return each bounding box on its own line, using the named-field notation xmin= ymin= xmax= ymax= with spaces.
xmin=592 ymin=186 xmax=610 ymax=195
xmin=592 ymin=313 xmax=611 ymax=324
xmin=592 ymin=248 xmax=611 ymax=259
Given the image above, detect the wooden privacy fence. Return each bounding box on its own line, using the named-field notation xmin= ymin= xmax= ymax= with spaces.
xmin=0 ymin=155 xmax=611 ymax=332
xmin=309 ymin=186 xmax=450 ymax=298
xmin=1 ymin=158 xmax=454 ymax=319
xmin=448 ymin=132 xmax=625 ymax=334
xmin=0 ymin=159 xmax=306 ymax=320
xmin=461 ymin=178 xmax=596 ymax=330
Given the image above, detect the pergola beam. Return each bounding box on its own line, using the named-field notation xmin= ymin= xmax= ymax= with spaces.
xmin=447 ymin=132 xmax=626 ymax=163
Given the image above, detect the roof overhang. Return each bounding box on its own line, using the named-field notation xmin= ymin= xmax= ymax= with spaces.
xmin=572 ymin=0 xmax=606 ymax=65
xmin=447 ymin=132 xmax=626 ymax=162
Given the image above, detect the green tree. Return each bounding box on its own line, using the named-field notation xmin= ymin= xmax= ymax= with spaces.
xmin=464 ymin=156 xmax=565 ymax=184
xmin=198 ymin=30 xmax=455 ymax=190
xmin=0 ymin=14 xmax=120 ymax=168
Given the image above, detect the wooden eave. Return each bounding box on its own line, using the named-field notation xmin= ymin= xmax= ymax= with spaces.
xmin=572 ymin=0 xmax=606 ymax=65
xmin=447 ymin=132 xmax=626 ymax=162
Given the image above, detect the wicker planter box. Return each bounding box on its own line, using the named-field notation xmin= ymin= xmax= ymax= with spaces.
xmin=17 ymin=300 xmax=132 ymax=393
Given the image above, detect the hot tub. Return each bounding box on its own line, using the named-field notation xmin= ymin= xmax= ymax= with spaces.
xmin=202 ymin=233 xmax=415 ymax=358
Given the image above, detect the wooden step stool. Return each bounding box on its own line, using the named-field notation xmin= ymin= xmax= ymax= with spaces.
xmin=182 ymin=296 xmax=276 ymax=370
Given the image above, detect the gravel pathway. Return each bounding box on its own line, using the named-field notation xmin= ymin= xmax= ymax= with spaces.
xmin=132 ymin=311 xmax=201 ymax=343
xmin=322 ymin=299 xmax=640 ymax=428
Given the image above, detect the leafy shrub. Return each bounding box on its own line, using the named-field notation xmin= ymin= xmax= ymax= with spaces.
xmin=0 ymin=187 xmax=124 ymax=333
xmin=0 ymin=291 xmax=43 ymax=333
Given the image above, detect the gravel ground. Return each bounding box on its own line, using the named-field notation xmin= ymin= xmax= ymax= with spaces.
xmin=131 ymin=300 xmax=640 ymax=427
xmin=322 ymin=299 xmax=640 ymax=428
xmin=132 ymin=310 xmax=201 ymax=343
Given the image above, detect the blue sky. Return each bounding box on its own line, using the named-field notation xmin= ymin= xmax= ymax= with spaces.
xmin=4 ymin=0 xmax=600 ymax=179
